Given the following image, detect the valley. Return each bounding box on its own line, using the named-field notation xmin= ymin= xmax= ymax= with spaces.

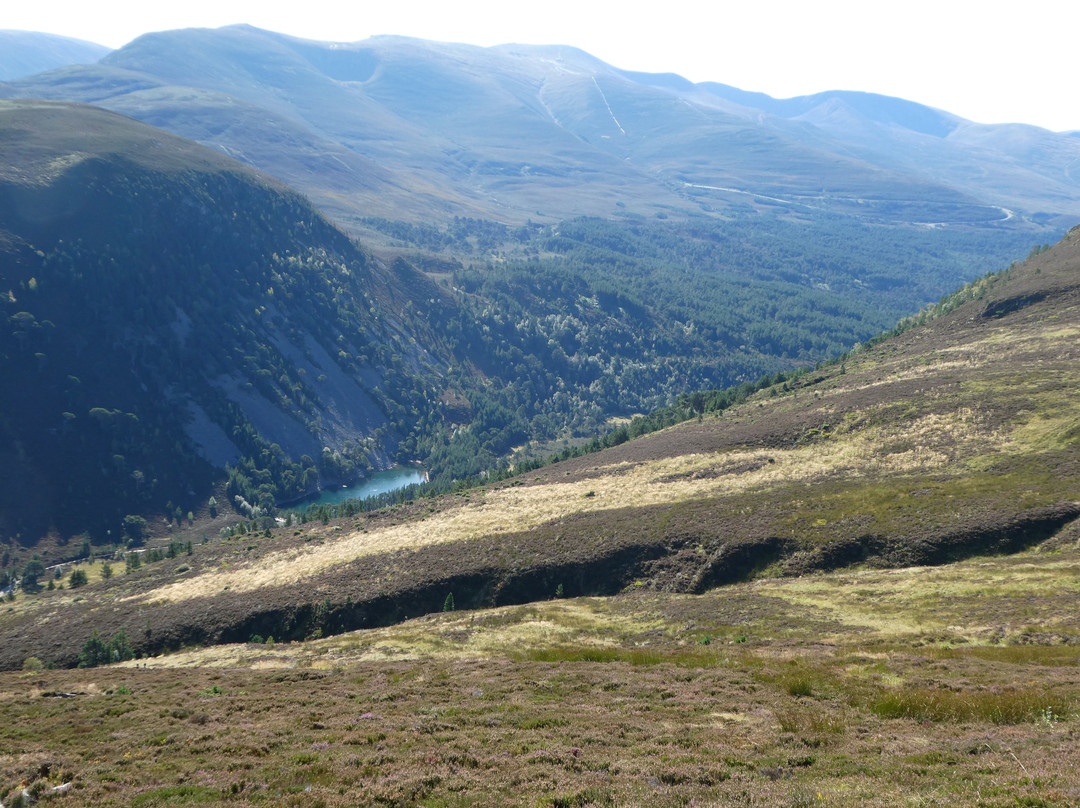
xmin=3 ymin=221 xmax=1080 ymax=671
xmin=1 ymin=25 xmax=1080 ymax=806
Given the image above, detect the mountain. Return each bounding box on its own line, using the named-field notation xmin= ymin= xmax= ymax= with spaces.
xmin=2 ymin=93 xmax=1048 ymax=556
xmin=0 ymin=30 xmax=109 ymax=80
xmin=3 ymin=25 xmax=1078 ymax=232
xmin=698 ymin=85 xmax=1080 ymax=222
xmin=3 ymin=31 xmax=1079 ymax=807
xmin=3 ymin=216 xmax=1078 ymax=669
xmin=0 ymin=99 xmax=454 ymax=541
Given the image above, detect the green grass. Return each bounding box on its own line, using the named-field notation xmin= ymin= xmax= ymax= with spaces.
xmin=129 ymin=786 xmax=220 ymax=806
xmin=519 ymin=646 xmax=732 ymax=668
xmin=779 ymin=469 xmax=1067 ymax=544
xmin=927 ymin=645 xmax=1080 ymax=666
xmin=870 ymin=687 xmax=1073 ymax=725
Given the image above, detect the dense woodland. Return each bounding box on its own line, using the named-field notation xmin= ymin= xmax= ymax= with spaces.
xmin=394 ymin=214 xmax=1035 ymax=486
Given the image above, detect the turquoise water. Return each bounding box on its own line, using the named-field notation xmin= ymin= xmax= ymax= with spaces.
xmin=308 ymin=467 xmax=426 ymax=507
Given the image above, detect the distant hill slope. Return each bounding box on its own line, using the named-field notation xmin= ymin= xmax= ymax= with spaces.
xmin=0 ymin=30 xmax=109 ymax=80
xmin=3 ymin=25 xmax=1077 ymax=230
xmin=4 ymin=221 xmax=1079 ymax=668
xmin=0 ymin=100 xmax=452 ymax=540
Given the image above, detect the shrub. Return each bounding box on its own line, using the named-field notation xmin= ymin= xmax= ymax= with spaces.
xmin=123 ymin=514 xmax=147 ymax=545
xmin=784 ymin=676 xmax=814 ymax=698
xmin=79 ymin=629 xmax=136 ymax=667
xmin=69 ymin=569 xmax=88 ymax=588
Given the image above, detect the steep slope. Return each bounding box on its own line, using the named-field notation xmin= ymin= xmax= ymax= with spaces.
xmin=0 ymin=100 xmax=451 ymax=541
xmin=4 ymin=223 xmax=1079 ymax=669
xmin=0 ymin=30 xmax=109 ymax=80
xmin=4 ymin=25 xmax=1077 ymax=229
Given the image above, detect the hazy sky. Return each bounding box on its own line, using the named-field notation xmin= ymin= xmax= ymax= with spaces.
xmin=6 ymin=0 xmax=1078 ymax=132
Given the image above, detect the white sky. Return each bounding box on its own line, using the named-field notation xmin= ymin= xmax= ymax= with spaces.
xmin=5 ymin=0 xmax=1078 ymax=132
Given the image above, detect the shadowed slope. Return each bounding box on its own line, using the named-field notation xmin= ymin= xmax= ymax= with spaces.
xmin=0 ymin=100 xmax=450 ymax=541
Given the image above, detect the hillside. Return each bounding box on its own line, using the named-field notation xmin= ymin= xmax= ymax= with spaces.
xmin=0 ymin=100 xmax=454 ymax=541
xmin=3 ymin=25 xmax=1078 ymax=232
xmin=4 ymin=544 xmax=1077 ymax=806
xmin=2 ymin=224 xmax=1079 ymax=808
xmin=2 ymin=98 xmax=1051 ymax=560
xmin=0 ymin=30 xmax=109 ymax=80
xmin=3 ymin=222 xmax=1078 ymax=670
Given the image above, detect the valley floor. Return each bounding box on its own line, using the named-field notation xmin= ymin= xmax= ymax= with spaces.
xmin=2 ymin=541 xmax=1078 ymax=807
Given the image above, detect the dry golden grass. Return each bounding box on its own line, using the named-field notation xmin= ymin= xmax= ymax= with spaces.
xmin=115 ymin=538 xmax=1080 ymax=675
xmin=133 ymin=443 xmax=940 ymax=603
xmin=754 ymin=546 xmax=1080 ymax=645
xmin=128 ymin=381 xmax=1053 ymax=609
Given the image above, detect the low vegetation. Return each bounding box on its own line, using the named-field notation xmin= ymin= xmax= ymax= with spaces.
xmin=2 ymin=538 xmax=1078 ymax=806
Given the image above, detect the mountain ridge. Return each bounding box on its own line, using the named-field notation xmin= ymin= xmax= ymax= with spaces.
xmin=4 ymin=24 xmax=1077 ymax=232
xmin=0 ymin=30 xmax=110 ymax=81
xmin=0 ymin=99 xmax=455 ymax=540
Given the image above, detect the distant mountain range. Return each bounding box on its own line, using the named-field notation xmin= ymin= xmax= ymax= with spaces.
xmin=0 ymin=30 xmax=110 ymax=81
xmin=2 ymin=25 xmax=1077 ymax=233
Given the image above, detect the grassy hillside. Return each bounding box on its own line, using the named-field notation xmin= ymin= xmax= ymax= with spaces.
xmin=2 ymin=541 xmax=1078 ymax=806
xmin=3 ymin=223 xmax=1078 ymax=671
xmin=2 ymin=164 xmax=1079 ymax=808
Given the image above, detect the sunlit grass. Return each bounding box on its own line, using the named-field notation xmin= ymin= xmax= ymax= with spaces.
xmin=9 ymin=537 xmax=1080 ymax=807
xmin=518 ymin=645 xmax=736 ymax=669
xmin=870 ymin=687 xmax=1073 ymax=725
xmin=926 ymin=645 xmax=1080 ymax=666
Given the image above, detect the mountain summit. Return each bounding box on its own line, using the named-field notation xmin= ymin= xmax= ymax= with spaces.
xmin=0 ymin=30 xmax=109 ymax=80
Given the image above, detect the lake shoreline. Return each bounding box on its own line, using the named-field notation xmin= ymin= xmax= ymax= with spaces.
xmin=286 ymin=465 xmax=428 ymax=509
